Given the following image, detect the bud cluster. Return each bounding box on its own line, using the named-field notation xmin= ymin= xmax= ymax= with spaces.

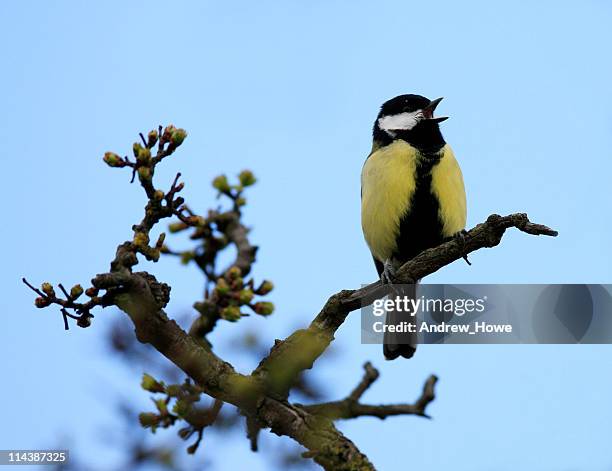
xmin=211 ymin=170 xmax=257 ymax=210
xmin=24 ymin=278 xmax=102 ymax=330
xmin=209 ymin=266 xmax=275 ymax=322
xmin=138 ymin=374 xmax=208 ymax=452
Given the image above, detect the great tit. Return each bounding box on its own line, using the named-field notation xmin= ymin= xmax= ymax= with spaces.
xmin=361 ymin=95 xmax=467 ymax=360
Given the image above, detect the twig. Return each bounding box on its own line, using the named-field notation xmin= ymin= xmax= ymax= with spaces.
xmin=301 ymin=364 xmax=437 ymax=420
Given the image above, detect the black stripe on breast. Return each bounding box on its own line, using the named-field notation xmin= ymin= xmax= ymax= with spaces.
xmin=393 ymin=154 xmax=444 ymax=263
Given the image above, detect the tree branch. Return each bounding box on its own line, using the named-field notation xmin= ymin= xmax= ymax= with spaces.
xmin=302 ymin=363 xmax=437 ymax=421
xmin=252 ymin=213 xmax=557 ymax=397
xmin=25 ymin=126 xmax=558 ymax=471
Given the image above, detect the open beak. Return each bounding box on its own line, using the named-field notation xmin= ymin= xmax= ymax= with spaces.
xmin=422 ymin=97 xmax=448 ymax=123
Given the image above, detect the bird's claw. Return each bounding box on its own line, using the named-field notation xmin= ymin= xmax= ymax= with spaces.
xmin=454 ymin=229 xmax=472 ymax=265
xmin=381 ymin=260 xmax=404 ymax=298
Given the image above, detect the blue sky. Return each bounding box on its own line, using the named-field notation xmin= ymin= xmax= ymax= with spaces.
xmin=1 ymin=1 xmax=611 ymax=470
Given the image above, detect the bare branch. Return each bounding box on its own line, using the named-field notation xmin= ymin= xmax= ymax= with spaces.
xmin=302 ymin=363 xmax=437 ymax=420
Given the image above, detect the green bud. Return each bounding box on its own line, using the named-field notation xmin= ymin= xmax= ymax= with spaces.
xmin=220 ymin=305 xmax=242 ymax=322
xmin=235 ymin=197 xmax=247 ymax=207
xmin=70 ymin=284 xmax=84 ymax=299
xmin=147 ymin=129 xmax=159 ymax=147
xmin=103 ymin=152 xmax=125 ymax=168
xmin=133 ymin=142 xmax=144 ymax=158
xmin=138 ymin=412 xmax=160 ymax=429
xmin=34 ymin=296 xmax=50 ymax=308
xmin=215 ymin=278 xmax=230 ymax=296
xmin=161 ymin=124 xmax=176 ymax=142
xmin=257 ymin=280 xmax=274 ymax=295
xmin=226 ymin=266 xmax=242 ymax=280
xmin=238 ymin=170 xmax=256 ymax=187
xmin=170 ymin=128 xmax=187 ymax=146
xmin=136 ymin=146 xmax=152 ymax=164
xmin=141 ymin=373 xmax=165 ymax=393
xmin=212 ymin=175 xmax=230 ymax=192
xmin=253 ymin=302 xmax=274 ymax=316
xmin=155 ymin=398 xmax=168 ymax=415
xmin=153 ymin=190 xmax=164 ymax=201
xmin=238 ymin=289 xmax=254 ymax=304
xmin=172 ymin=399 xmax=190 ymax=418
xmin=138 ymin=166 xmax=151 ymax=180
xmin=41 ymin=282 xmax=55 ymax=297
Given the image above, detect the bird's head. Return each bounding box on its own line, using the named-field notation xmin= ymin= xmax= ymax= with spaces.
xmin=373 ymin=94 xmax=448 ymax=153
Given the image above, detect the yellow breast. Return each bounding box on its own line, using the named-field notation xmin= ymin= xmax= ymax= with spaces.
xmin=361 ymin=140 xmax=417 ymax=262
xmin=431 ymin=146 xmax=467 ymax=238
xmin=361 ymin=142 xmax=467 ymax=263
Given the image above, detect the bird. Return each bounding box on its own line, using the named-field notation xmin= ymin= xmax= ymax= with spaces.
xmin=361 ymin=94 xmax=467 ymax=360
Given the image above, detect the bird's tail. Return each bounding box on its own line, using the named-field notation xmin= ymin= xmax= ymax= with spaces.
xmin=383 ymin=282 xmax=418 ymax=360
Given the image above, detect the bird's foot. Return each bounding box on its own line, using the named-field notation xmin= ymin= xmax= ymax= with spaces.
xmin=454 ymin=229 xmax=472 ymax=266
xmin=381 ymin=259 xmax=397 ymax=285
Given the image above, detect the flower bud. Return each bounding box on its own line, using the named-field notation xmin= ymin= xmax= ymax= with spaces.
xmin=147 ymin=129 xmax=159 ymax=147
xmin=103 ymin=152 xmax=125 ymax=168
xmin=34 ymin=296 xmax=51 ymax=308
xmin=138 ymin=166 xmax=151 ymax=180
xmin=133 ymin=142 xmax=144 ymax=157
xmin=41 ymin=282 xmax=55 ymax=297
xmin=220 ymin=305 xmax=242 ymax=321
xmin=141 ymin=373 xmax=165 ymax=393
xmin=215 ymin=278 xmax=230 ymax=296
xmin=170 ymin=128 xmax=187 ymax=147
xmin=162 ymin=124 xmax=177 ymax=142
xmin=238 ymin=289 xmax=254 ymax=304
xmin=138 ymin=412 xmax=160 ymax=429
xmin=226 ymin=266 xmax=242 ymax=280
xmin=253 ymin=302 xmax=274 ymax=316
xmin=238 ymin=170 xmax=256 ymax=187
xmin=136 ymin=146 xmax=152 ymax=164
xmin=172 ymin=399 xmax=190 ymax=418
xmin=70 ymin=284 xmax=84 ymax=299
xmin=77 ymin=315 xmax=92 ymax=328
xmin=85 ymin=287 xmax=99 ymax=297
xmin=257 ymin=280 xmax=274 ymax=295
xmin=153 ymin=190 xmax=164 ymax=201
xmin=154 ymin=398 xmax=168 ymax=415
xmin=212 ymin=175 xmax=230 ymax=192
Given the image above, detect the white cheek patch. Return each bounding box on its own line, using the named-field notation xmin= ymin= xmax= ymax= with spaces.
xmin=378 ymin=110 xmax=423 ymax=135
